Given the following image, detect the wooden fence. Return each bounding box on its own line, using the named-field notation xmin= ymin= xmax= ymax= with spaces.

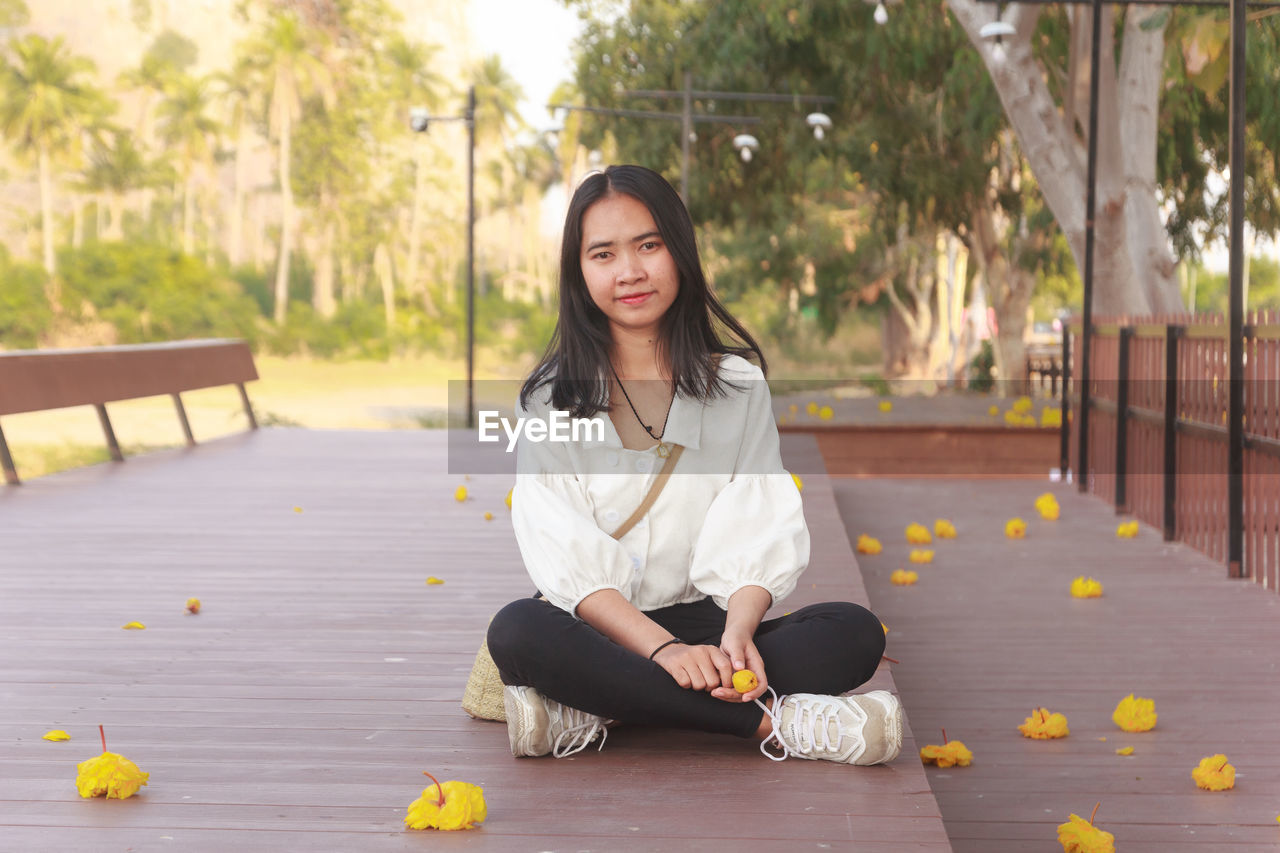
xmin=1065 ymin=311 xmax=1280 ymax=594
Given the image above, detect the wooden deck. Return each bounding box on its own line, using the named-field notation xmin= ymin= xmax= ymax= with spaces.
xmin=0 ymin=429 xmax=949 ymax=852
xmin=834 ymin=477 xmax=1280 ymax=852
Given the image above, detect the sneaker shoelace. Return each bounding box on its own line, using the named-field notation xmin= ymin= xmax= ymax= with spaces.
xmin=754 ymin=688 xmax=867 ymax=762
xmin=755 ymin=687 xmax=790 ymax=761
xmin=551 ymin=714 xmax=608 ymax=758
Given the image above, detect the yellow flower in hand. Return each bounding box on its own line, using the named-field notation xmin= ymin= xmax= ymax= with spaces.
xmin=908 ymin=549 xmax=934 ymax=564
xmin=76 ymin=727 xmax=148 ymax=799
xmin=1192 ymin=754 xmax=1235 ymax=791
xmin=856 ymin=534 xmax=882 ymax=554
xmin=405 ymin=772 xmax=487 ymax=830
xmin=890 ymin=569 xmax=918 ymax=586
xmin=1018 ymin=707 xmax=1069 ymax=739
xmin=1112 ymin=694 xmax=1157 ymax=732
xmin=1070 ymin=577 xmax=1103 ymax=598
xmin=905 ymin=522 xmax=932 ymax=544
xmin=934 ymin=519 xmax=957 ymax=539
xmin=732 ymin=670 xmax=758 ymax=693
xmin=1057 ymin=805 xmax=1115 ymax=853
xmin=1005 ymin=518 xmax=1027 ymax=538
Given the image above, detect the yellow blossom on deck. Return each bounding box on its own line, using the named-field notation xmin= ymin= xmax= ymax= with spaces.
xmin=1116 ymin=520 xmax=1139 ymax=538
xmin=1035 ymin=492 xmax=1061 ymax=520
xmin=76 ymin=728 xmax=148 ymax=800
xmin=1112 ymin=694 xmax=1157 ymax=732
xmin=934 ymin=519 xmax=957 ymax=538
xmin=989 ymin=404 xmax=999 ymax=416
xmin=43 ymin=730 xmax=70 ymax=741
xmin=881 ymin=621 xmax=889 ymax=634
xmin=483 ymin=512 xmax=493 ymax=521
xmin=454 ymin=485 xmax=468 ymax=502
xmin=185 ymin=598 xmax=201 ymax=614
xmin=818 ymin=405 xmax=834 ymax=420
xmin=505 ymin=487 xmax=513 ymax=509
xmin=905 ymin=523 xmax=932 ymax=544
xmin=425 ymin=577 xmax=444 ymax=585
xmin=1005 ymin=518 xmax=1027 ymax=538
xmin=121 ymin=622 xmax=145 ymax=630
xmin=878 ymin=400 xmax=893 ymax=413
xmin=1018 ymin=707 xmax=1069 ymax=739
xmin=405 ymin=774 xmax=487 ymax=831
xmin=1115 ymin=746 xmax=1134 ymax=756
xmin=908 ymin=549 xmax=934 ymax=564
xmin=806 ymin=401 xmax=819 ymax=415
xmin=1012 ymin=396 xmax=1034 ymax=414
xmin=890 ymin=569 xmax=919 ymax=586
xmin=920 ymin=740 xmax=972 ymax=768
xmin=1192 ymin=754 xmax=1235 ymax=791
xmin=791 ymin=472 xmax=804 ymax=493
xmin=856 ymin=534 xmax=882 ymax=554
xmin=1041 ymin=408 xmax=1063 ymax=428
xmin=1057 ymin=811 xmax=1115 ymax=853
xmin=1070 ymin=577 xmax=1103 ymax=598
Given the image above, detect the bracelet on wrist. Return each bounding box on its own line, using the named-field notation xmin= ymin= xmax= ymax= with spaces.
xmin=648 ymin=638 xmax=685 ymax=660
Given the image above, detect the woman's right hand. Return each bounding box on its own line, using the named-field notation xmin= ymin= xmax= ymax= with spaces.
xmin=652 ymin=642 xmax=734 ymax=693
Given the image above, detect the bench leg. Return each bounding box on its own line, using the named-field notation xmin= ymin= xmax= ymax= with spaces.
xmin=95 ymin=403 xmax=124 ymax=462
xmin=172 ymin=393 xmax=196 ymax=447
xmin=238 ymin=383 xmax=258 ymax=430
xmin=0 ymin=421 xmax=19 ymax=485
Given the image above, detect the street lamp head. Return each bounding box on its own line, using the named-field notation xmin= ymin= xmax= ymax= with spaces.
xmin=873 ymin=1 xmax=888 ymax=25
xmin=733 ymin=133 xmax=759 ymax=163
xmin=806 ymin=112 xmax=833 ymax=141
xmin=409 ymin=107 xmax=431 ymax=133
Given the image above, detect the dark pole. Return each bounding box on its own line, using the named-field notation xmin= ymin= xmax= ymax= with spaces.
xmin=680 ymin=71 xmax=692 ymax=205
xmin=1076 ymin=0 xmax=1102 ymax=494
xmin=466 ymin=85 xmax=476 ymax=430
xmin=1226 ymin=0 xmax=1246 ymax=577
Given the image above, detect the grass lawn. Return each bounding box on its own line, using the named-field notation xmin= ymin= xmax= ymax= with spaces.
xmin=3 ymin=352 xmax=535 ymax=480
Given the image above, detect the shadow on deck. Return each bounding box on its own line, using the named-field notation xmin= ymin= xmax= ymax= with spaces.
xmin=0 ymin=429 xmax=948 ymax=852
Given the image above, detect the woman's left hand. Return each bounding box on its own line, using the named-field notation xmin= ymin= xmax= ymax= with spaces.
xmin=712 ymin=627 xmax=768 ymax=704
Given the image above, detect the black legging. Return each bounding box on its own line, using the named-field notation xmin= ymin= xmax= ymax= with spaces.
xmin=486 ymin=595 xmax=886 ymax=739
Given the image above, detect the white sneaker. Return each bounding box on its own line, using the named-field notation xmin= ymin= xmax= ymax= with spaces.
xmin=756 ymin=688 xmax=902 ymax=765
xmin=502 ymin=685 xmax=609 ymax=758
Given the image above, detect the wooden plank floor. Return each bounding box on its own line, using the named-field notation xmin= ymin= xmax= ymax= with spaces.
xmin=833 ymin=477 xmax=1280 ymax=852
xmin=0 ymin=429 xmax=949 ymax=852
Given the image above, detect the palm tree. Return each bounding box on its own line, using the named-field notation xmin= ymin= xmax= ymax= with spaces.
xmin=79 ymin=127 xmax=158 ymax=239
xmin=156 ymin=72 xmax=220 ymax=254
xmin=0 ymin=34 xmax=106 ymax=280
xmin=214 ymin=57 xmax=258 ymax=267
xmin=238 ymin=7 xmax=333 ymax=324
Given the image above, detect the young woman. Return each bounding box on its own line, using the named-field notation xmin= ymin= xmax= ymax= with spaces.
xmin=486 ymin=165 xmax=899 ymax=765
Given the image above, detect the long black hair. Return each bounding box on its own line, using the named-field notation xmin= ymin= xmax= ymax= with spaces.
xmin=520 ymin=164 xmax=766 ymax=417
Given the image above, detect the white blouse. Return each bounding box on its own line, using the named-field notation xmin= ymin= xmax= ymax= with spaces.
xmin=511 ymin=354 xmax=810 ymax=615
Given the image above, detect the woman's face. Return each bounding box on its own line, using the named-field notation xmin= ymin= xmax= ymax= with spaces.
xmin=578 ymin=192 xmax=679 ymax=343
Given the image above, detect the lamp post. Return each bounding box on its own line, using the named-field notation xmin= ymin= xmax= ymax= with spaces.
xmin=552 ymin=73 xmax=834 ymax=204
xmin=411 ymin=85 xmax=477 ymax=429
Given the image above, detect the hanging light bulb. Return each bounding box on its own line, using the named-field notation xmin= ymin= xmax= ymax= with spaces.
xmin=807 ymin=112 xmax=833 ymax=141
xmin=874 ymin=1 xmax=888 ymax=25
xmin=979 ymin=20 xmax=1015 ymax=64
xmin=733 ymin=134 xmax=759 ymax=163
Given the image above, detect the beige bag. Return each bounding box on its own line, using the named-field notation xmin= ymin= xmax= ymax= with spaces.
xmin=462 ymin=444 xmax=686 ymax=721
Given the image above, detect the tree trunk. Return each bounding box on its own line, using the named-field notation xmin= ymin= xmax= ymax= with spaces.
xmin=274 ymin=109 xmax=294 ymax=325
xmin=38 ymin=147 xmax=56 ymax=277
xmin=407 ymin=143 xmax=427 ymax=299
xmin=375 ymin=241 xmax=396 ymax=330
xmin=229 ymin=115 xmax=248 ymax=267
xmin=72 ymin=196 xmax=84 ymax=249
xmin=313 ymin=211 xmax=336 ymax=318
xmin=182 ymin=172 xmax=196 ymax=255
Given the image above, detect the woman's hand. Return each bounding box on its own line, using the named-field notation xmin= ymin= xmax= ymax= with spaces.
xmin=712 ymin=626 xmax=768 ymax=704
xmin=652 ymin=642 xmax=734 ymax=694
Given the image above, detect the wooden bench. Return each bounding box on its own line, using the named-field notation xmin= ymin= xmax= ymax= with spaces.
xmin=0 ymin=339 xmax=258 ymax=485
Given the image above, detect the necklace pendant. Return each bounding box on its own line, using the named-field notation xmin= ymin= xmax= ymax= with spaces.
xmin=656 ymin=442 xmax=671 ymax=459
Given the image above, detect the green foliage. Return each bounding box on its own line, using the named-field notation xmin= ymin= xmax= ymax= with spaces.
xmin=57 ymin=242 xmax=260 ymax=344
xmin=0 ymin=246 xmax=50 ymax=348
xmin=0 ymin=0 xmax=29 ymax=28
xmin=968 ymin=339 xmax=995 ymax=392
xmin=145 ymin=30 xmax=199 ymax=73
xmin=1187 ymin=256 xmax=1280 ymax=314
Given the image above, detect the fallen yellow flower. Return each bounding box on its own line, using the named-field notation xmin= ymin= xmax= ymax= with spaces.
xmin=293 ymin=506 xmax=302 ymax=513
xmin=185 ymin=598 xmax=201 ymax=614
xmin=505 ymin=487 xmax=513 ymax=510
xmin=1057 ymin=805 xmax=1114 ymax=853
xmin=425 ymin=577 xmax=445 ymax=585
xmin=1070 ymin=576 xmax=1103 ymax=598
xmin=1041 ymin=407 xmax=1063 ymax=428
xmin=806 ymin=401 xmax=819 ymax=416
xmin=405 ymin=772 xmax=487 ymax=831
xmin=856 ymin=534 xmax=882 ymax=554
xmin=920 ymin=740 xmax=973 ymax=768
xmin=454 ymin=485 xmax=468 ymax=503
xmin=878 ymin=400 xmax=893 ymax=413
xmin=908 ymin=549 xmax=934 ymax=564
xmin=1116 ymin=520 xmax=1139 ymax=538
xmin=1192 ymin=754 xmax=1235 ymax=791
xmin=1005 ymin=518 xmax=1027 ymax=538
xmin=1112 ymin=694 xmax=1157 ymax=732
xmin=1018 ymin=707 xmax=1069 ymax=739
xmin=121 ymin=622 xmax=145 ymax=630
xmin=1115 ymin=746 xmax=1134 ymax=756
xmin=881 ymin=621 xmax=889 ymax=634
xmin=483 ymin=512 xmax=493 ymax=521
xmin=1012 ymin=395 xmax=1034 ymax=414
xmin=76 ymin=726 xmax=148 ymax=800
xmin=818 ymin=405 xmax=834 ymax=420
xmin=789 ymin=404 xmax=798 ymax=415
xmin=905 ymin=522 xmax=932 ymax=544
xmin=934 ymin=519 xmax=957 ymax=538
xmin=732 ymin=669 xmax=758 ymax=693
xmin=890 ymin=569 xmax=919 ymax=586
xmin=43 ymin=730 xmax=70 ymax=741
xmin=791 ymin=472 xmax=804 ymax=493
xmin=1035 ymin=492 xmax=1061 ymax=520
xmin=988 ymin=404 xmax=999 ymax=416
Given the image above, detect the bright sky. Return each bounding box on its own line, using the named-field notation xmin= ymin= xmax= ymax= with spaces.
xmin=467 ymin=0 xmax=583 ymax=134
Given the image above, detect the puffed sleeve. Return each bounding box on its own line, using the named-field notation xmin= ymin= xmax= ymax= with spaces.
xmin=688 ymin=368 xmax=809 ymax=609
xmin=510 ymin=389 xmax=635 ymax=616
